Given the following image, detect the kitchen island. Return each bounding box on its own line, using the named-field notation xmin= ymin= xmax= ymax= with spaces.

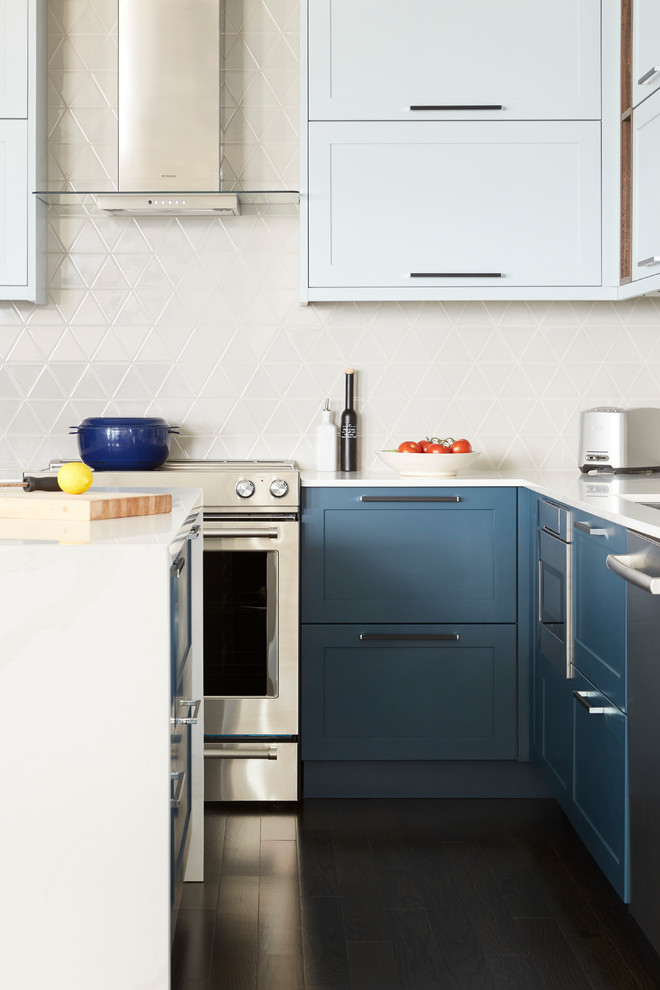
xmin=0 ymin=486 xmax=203 ymax=990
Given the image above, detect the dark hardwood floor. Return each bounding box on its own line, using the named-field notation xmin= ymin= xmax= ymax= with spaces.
xmin=172 ymin=799 xmax=660 ymax=990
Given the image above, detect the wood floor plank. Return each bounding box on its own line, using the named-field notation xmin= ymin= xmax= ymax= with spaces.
xmin=301 ymin=895 xmax=351 ymax=986
xmin=347 ymin=939 xmax=400 ymax=990
xmin=386 ymin=907 xmax=452 ymax=990
xmin=170 ymin=908 xmax=216 ymax=985
xmin=258 ymin=874 xmax=304 ymax=990
xmin=442 ymin=840 xmax=527 ymax=959
xmin=568 ymin=934 xmax=643 ymax=990
xmin=211 ymin=874 xmax=259 ymax=990
xmin=514 ymin=917 xmax=593 ymax=990
xmin=221 ymin=813 xmax=262 ymax=877
xmin=298 ymin=828 xmax=340 ymax=897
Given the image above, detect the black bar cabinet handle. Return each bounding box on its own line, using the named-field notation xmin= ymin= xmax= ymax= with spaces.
xmin=360 ymin=496 xmax=461 ymax=503
xmin=410 ymin=272 xmax=503 ymax=279
xmin=360 ymin=634 xmax=460 ymax=642
xmin=409 ymin=105 xmax=503 ymax=111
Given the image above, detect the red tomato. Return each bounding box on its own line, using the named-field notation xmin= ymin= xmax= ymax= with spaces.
xmin=418 ymin=440 xmax=431 ymax=452
xmin=398 ymin=441 xmax=422 ymax=453
xmin=450 ymin=439 xmax=472 ymax=454
xmin=426 ymin=443 xmax=451 ymax=454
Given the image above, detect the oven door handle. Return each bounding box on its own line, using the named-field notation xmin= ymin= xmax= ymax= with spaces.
xmin=204 ymin=528 xmax=279 ymax=539
xmin=204 ymin=745 xmax=278 ymax=760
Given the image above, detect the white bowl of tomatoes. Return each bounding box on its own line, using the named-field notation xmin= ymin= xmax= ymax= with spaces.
xmin=377 ymin=438 xmax=480 ymax=477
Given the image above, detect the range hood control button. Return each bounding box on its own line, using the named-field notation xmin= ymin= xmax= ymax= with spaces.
xmin=269 ymin=479 xmax=289 ymax=498
xmin=236 ymin=479 xmax=255 ymax=499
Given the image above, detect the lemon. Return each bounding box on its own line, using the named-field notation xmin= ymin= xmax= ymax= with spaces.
xmin=57 ymin=461 xmax=94 ymax=495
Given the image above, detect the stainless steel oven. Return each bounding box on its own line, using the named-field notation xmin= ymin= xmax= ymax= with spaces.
xmin=50 ymin=458 xmax=300 ymax=802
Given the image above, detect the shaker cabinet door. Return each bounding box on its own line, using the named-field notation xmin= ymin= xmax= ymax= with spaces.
xmin=308 ymin=122 xmax=602 ymax=290
xmin=632 ymin=88 xmax=660 ymax=282
xmin=0 ymin=0 xmax=28 ymax=118
xmin=308 ymin=0 xmax=601 ymax=120
xmin=301 ymin=623 xmax=517 ymax=761
xmin=0 ymin=121 xmax=28 ymax=288
xmin=632 ymin=0 xmax=660 ymax=108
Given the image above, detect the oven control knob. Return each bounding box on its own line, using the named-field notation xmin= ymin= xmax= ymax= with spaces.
xmin=235 ymin=479 xmax=255 ymax=499
xmin=269 ymin=479 xmax=289 ymax=498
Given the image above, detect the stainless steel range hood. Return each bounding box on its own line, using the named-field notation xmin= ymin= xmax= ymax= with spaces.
xmin=104 ymin=0 xmax=238 ymax=215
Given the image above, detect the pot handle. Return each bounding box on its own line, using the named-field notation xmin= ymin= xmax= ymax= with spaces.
xmin=68 ymin=427 xmax=80 ymax=434
xmin=168 ymin=426 xmax=180 ymax=434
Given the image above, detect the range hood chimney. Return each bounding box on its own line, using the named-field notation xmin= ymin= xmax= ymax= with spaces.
xmin=101 ymin=0 xmax=238 ymax=215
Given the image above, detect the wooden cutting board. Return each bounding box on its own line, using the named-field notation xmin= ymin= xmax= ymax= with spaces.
xmin=0 ymin=491 xmax=172 ymax=521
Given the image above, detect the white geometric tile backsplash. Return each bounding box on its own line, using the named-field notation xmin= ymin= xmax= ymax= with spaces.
xmin=1 ymin=0 xmax=660 ymax=475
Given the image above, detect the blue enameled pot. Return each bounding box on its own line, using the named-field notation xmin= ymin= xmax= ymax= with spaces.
xmin=70 ymin=417 xmax=179 ymax=470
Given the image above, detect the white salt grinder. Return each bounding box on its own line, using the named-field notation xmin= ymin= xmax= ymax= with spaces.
xmin=315 ymin=399 xmax=338 ymax=471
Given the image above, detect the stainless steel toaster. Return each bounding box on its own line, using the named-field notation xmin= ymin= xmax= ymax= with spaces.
xmin=579 ymin=407 xmax=660 ymax=473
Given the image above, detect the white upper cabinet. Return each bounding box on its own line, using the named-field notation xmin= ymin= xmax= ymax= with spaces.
xmin=0 ymin=122 xmax=28 ymax=287
xmin=308 ymin=0 xmax=602 ymax=120
xmin=307 ymin=121 xmax=602 ymax=295
xmin=0 ymin=0 xmax=28 ymax=117
xmin=632 ymin=0 xmax=660 ymax=107
xmin=632 ymin=87 xmax=660 ymax=280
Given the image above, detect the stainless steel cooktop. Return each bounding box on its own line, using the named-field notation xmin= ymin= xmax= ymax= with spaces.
xmin=48 ymin=458 xmax=300 ymax=511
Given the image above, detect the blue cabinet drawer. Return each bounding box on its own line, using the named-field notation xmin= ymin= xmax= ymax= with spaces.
xmin=573 ymin=514 xmax=627 ymax=710
xmin=301 ymin=487 xmax=517 ymax=623
xmin=570 ymin=668 xmax=629 ymax=902
xmin=301 ymin=623 xmax=517 ymax=760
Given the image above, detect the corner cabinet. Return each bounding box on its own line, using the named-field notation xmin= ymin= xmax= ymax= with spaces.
xmin=301 ymin=0 xmax=636 ymax=302
xmin=0 ymin=0 xmax=45 ymax=302
xmin=300 ymin=487 xmax=519 ymax=784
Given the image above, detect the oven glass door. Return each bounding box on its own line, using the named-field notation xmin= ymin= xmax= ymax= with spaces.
xmin=203 ymin=547 xmax=278 ymax=698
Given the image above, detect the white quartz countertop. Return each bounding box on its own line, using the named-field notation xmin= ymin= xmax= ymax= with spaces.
xmin=0 ymin=486 xmax=202 ymax=547
xmin=301 ymin=468 xmax=660 ymax=541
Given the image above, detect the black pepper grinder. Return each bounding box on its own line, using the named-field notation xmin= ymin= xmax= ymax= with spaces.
xmin=340 ymin=368 xmax=358 ymax=471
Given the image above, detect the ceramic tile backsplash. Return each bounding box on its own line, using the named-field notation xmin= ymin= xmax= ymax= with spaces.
xmin=1 ymin=1 xmax=660 ymax=475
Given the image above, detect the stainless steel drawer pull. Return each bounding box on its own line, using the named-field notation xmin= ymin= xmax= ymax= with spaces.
xmin=574 ymin=521 xmax=607 ymax=537
xmin=360 ymin=496 xmax=461 ymax=503
xmin=409 ymin=104 xmax=503 ymax=111
xmin=204 ymin=746 xmax=278 ymax=760
xmin=637 ymin=256 xmax=660 ymax=267
xmin=573 ymin=690 xmax=616 ymax=715
xmin=171 ymin=698 xmax=202 ymax=725
xmin=188 ymin=524 xmax=201 ymax=539
xmin=360 ymin=633 xmax=460 ymax=642
xmin=638 ymin=66 xmax=660 ymax=85
xmin=409 ymin=272 xmax=503 ymax=279
xmin=205 ymin=529 xmax=279 ymax=539
xmin=606 ymin=553 xmax=660 ymax=594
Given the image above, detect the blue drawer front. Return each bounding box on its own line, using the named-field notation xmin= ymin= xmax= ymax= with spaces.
xmin=573 ymin=515 xmax=627 ymax=711
xmin=301 ymin=623 xmax=517 ymax=760
xmin=570 ymin=669 xmax=629 ymax=902
xmin=302 ymin=487 xmax=517 ymax=623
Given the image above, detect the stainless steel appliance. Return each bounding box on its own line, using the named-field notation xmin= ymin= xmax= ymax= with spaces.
xmin=99 ymin=0 xmax=240 ymax=216
xmin=579 ymin=407 xmax=660 ymax=473
xmin=606 ymin=532 xmax=660 ymax=954
xmin=537 ymin=498 xmax=573 ymax=678
xmin=49 ymin=458 xmax=300 ymax=802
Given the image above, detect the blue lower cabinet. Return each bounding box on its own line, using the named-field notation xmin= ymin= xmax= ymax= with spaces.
xmin=301 ymin=487 xmax=517 ymax=624
xmin=535 ymin=651 xmax=573 ymax=815
xmin=301 ymin=624 xmax=517 ymax=760
xmin=570 ymin=669 xmax=630 ymax=902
